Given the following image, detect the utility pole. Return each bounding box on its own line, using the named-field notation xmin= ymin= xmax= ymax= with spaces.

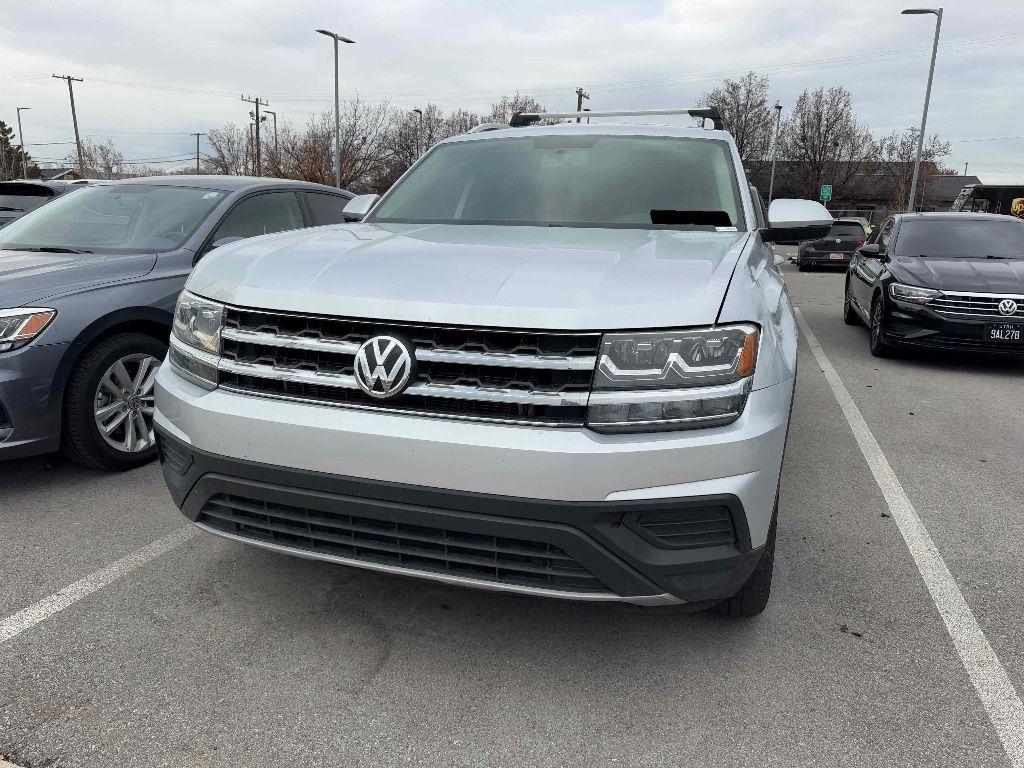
xmin=15 ymin=107 xmax=30 ymax=179
xmin=241 ymin=94 xmax=268 ymax=176
xmin=190 ymin=132 xmax=205 ymax=174
xmin=963 ymin=161 xmax=968 ymax=176
xmin=263 ymin=110 xmax=278 ymax=167
xmin=767 ymin=101 xmax=783 ymax=202
xmin=52 ymin=74 xmax=85 ymax=177
xmin=575 ymin=87 xmax=590 ymax=123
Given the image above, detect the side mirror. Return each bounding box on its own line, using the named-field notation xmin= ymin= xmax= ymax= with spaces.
xmin=859 ymin=243 xmax=888 ymax=261
xmin=762 ymin=199 xmax=832 ymax=243
xmin=342 ymin=194 xmax=380 ymax=222
xmin=773 ymin=254 xmax=787 ymax=267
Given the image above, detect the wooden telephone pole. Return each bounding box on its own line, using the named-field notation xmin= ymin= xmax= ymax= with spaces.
xmin=575 ymin=87 xmax=590 ymax=123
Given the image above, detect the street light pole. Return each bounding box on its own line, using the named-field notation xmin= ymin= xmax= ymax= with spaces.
xmin=316 ymin=29 xmax=355 ymax=189
xmin=902 ymin=7 xmax=943 ymax=213
xmin=15 ymin=107 xmax=30 ymax=178
xmin=263 ymin=110 xmax=278 ymax=163
xmin=767 ymin=101 xmax=783 ymax=202
xmin=412 ymin=108 xmax=423 ymax=157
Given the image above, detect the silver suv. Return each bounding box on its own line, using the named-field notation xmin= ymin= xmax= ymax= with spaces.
xmin=155 ymin=108 xmax=831 ymax=617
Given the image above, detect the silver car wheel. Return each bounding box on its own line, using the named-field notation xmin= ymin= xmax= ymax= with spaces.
xmin=93 ymin=353 xmax=160 ymax=453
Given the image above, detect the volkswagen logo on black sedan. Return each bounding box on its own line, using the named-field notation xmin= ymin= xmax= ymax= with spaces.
xmin=353 ymin=336 xmax=414 ymax=398
xmin=998 ymin=299 xmax=1018 ymax=316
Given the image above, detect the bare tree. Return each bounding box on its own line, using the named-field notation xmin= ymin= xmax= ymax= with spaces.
xmin=62 ymin=138 xmax=129 ymax=180
xmin=203 ymin=122 xmax=249 ymax=176
xmin=699 ymin=72 xmax=775 ymax=162
xmin=484 ymin=93 xmax=551 ymax=124
xmin=776 ymin=86 xmax=876 ymax=202
xmin=875 ymin=126 xmax=952 ymax=212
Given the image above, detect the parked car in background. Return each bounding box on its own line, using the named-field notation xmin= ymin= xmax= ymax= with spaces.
xmin=951 ymin=183 xmax=1024 ymax=219
xmin=0 ymin=175 xmax=352 ymax=469
xmin=0 ymin=180 xmax=79 ymax=229
xmin=797 ymin=217 xmax=866 ymax=271
xmin=844 ymin=212 xmax=1024 ymax=357
xmin=156 ymin=109 xmax=833 ymax=617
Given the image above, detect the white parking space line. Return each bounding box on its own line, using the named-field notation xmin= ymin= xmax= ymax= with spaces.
xmin=794 ymin=308 xmax=1024 ymax=767
xmin=0 ymin=526 xmax=196 ymax=646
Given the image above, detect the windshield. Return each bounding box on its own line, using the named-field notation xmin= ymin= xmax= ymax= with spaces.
xmin=0 ymin=184 xmax=227 ymax=254
xmin=895 ymin=219 xmax=1024 ymax=259
xmin=830 ymin=222 xmax=866 ymax=238
xmin=369 ymin=134 xmax=746 ymax=230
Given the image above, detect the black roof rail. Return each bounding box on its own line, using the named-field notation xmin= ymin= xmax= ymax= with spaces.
xmin=509 ymin=106 xmax=724 ymax=130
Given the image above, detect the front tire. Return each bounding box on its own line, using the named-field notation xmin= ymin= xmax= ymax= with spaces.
xmin=62 ymin=332 xmax=167 ymax=471
xmin=708 ymin=503 xmax=777 ymax=618
xmin=869 ymin=297 xmax=893 ymax=358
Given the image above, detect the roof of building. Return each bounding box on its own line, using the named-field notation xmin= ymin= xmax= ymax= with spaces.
xmin=925 ymin=175 xmax=982 ymax=201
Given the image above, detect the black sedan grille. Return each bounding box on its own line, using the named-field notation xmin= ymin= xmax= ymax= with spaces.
xmin=199 ymin=493 xmax=612 ymax=594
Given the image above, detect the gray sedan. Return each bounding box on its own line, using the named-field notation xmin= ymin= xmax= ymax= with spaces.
xmin=0 ymin=175 xmax=352 ymax=470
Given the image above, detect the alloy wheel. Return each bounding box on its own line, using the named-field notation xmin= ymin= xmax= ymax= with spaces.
xmin=93 ymin=353 xmax=161 ymax=453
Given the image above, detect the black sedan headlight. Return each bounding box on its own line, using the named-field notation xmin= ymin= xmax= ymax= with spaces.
xmin=889 ymin=283 xmax=942 ymax=305
xmin=169 ymin=291 xmax=223 ymax=389
xmin=587 ymin=324 xmax=759 ymax=433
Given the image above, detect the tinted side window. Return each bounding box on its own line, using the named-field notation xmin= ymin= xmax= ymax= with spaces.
xmin=305 ymin=192 xmax=351 ymax=225
xmin=214 ymin=192 xmax=304 ymax=241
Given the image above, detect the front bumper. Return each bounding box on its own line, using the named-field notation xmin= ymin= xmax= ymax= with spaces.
xmin=155 ymin=363 xmax=793 ymax=604
xmin=884 ymin=302 xmax=1024 ymax=355
xmin=0 ymin=342 xmax=68 ymax=460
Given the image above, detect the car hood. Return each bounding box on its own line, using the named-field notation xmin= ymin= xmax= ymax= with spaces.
xmin=188 ymin=223 xmax=749 ymax=330
xmin=0 ymin=250 xmax=157 ymax=307
xmin=892 ymin=256 xmax=1024 ymax=294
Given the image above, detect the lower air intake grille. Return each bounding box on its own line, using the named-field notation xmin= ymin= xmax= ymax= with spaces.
xmin=199 ymin=493 xmax=611 ymax=594
xmin=630 ymin=505 xmax=737 ymax=549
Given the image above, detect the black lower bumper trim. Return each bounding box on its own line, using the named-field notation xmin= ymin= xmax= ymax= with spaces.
xmin=156 ymin=429 xmax=764 ymax=602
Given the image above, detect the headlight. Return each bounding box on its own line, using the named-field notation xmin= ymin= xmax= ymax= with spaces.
xmin=0 ymin=308 xmax=57 ymax=352
xmin=587 ymin=324 xmax=758 ymax=433
xmin=169 ymin=291 xmax=223 ymax=388
xmin=889 ymin=283 xmax=942 ymax=305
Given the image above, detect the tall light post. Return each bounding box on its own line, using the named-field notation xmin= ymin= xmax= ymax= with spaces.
xmin=902 ymin=7 xmax=943 ymax=213
xmin=767 ymin=101 xmax=783 ymax=202
xmin=316 ymin=28 xmax=355 ymax=189
xmin=412 ymin=108 xmax=423 ymax=157
xmin=15 ymin=107 xmax=30 ymax=178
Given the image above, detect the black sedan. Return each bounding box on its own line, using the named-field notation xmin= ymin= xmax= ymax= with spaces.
xmin=798 ymin=218 xmax=866 ymax=271
xmin=843 ymin=212 xmax=1024 ymax=357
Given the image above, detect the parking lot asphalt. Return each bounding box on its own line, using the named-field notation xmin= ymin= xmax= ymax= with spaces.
xmin=2 ymin=251 xmax=1023 ymax=768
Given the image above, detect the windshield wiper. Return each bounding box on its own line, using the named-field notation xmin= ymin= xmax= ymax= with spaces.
xmin=17 ymin=246 xmax=94 ymax=254
xmin=0 ymin=206 xmax=26 ymax=212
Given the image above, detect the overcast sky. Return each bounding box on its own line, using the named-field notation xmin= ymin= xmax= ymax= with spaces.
xmin=3 ymin=0 xmax=1023 ymax=182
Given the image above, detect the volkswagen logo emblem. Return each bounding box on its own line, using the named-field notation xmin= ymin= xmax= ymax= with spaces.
xmin=998 ymin=298 xmax=1019 ymax=317
xmin=353 ymin=335 xmax=414 ymax=399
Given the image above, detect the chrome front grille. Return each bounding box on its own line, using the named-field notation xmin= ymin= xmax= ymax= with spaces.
xmin=218 ymin=307 xmax=599 ymax=426
xmin=930 ymin=292 xmax=1024 ymax=318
